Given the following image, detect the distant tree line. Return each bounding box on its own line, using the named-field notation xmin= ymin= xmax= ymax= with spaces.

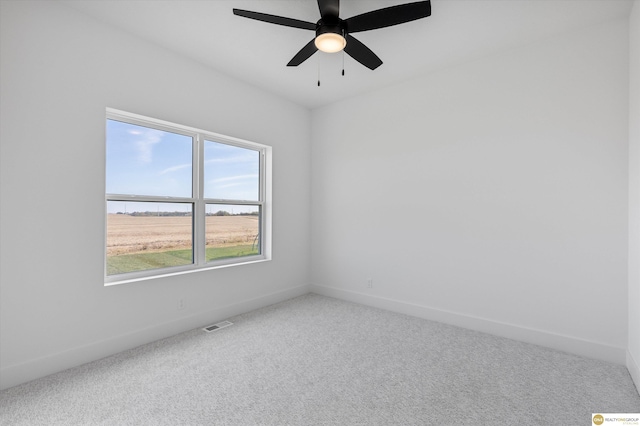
xmin=115 ymin=210 xmax=258 ymax=217
xmin=208 ymin=211 xmax=259 ymax=217
xmin=116 ymin=211 xmax=192 ymax=217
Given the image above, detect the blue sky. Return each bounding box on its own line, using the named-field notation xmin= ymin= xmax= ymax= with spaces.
xmin=106 ymin=120 xmax=260 ymax=214
xmin=204 ymin=140 xmax=259 ymax=201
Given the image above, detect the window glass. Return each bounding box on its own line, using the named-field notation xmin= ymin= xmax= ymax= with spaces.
xmin=205 ymin=204 xmax=260 ymax=262
xmin=106 ymin=201 xmax=193 ymax=275
xmin=204 ymin=140 xmax=260 ymax=201
xmin=106 ymin=120 xmax=193 ymax=197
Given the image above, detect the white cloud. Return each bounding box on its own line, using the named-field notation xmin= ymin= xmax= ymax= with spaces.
xmin=204 ymin=154 xmax=256 ymax=165
xmin=159 ymin=163 xmax=191 ymax=175
xmin=216 ymin=183 xmax=243 ymax=189
xmin=211 ymin=174 xmax=258 ymax=183
xmin=134 ymin=129 xmax=164 ymax=163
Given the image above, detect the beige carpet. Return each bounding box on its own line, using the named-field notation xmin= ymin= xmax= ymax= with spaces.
xmin=1 ymin=294 xmax=638 ymax=425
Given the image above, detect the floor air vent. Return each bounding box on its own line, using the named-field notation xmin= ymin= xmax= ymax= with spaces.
xmin=203 ymin=320 xmax=233 ymax=333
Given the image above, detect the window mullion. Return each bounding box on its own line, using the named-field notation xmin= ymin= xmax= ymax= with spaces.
xmin=106 ymin=194 xmax=195 ymax=203
xmin=202 ymin=199 xmax=264 ymax=206
xmin=194 ymin=134 xmax=205 ymax=266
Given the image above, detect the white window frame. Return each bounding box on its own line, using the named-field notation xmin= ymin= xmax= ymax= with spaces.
xmin=105 ymin=108 xmax=271 ymax=285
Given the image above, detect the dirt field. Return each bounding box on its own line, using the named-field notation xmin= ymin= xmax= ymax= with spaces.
xmin=106 ymin=214 xmax=259 ymax=256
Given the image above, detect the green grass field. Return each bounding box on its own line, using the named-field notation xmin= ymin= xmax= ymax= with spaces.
xmin=107 ymin=244 xmax=259 ymax=275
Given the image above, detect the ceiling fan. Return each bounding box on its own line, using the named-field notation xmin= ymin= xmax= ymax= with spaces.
xmin=233 ymin=0 xmax=431 ymax=71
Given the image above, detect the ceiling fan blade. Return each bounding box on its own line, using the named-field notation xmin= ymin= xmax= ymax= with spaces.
xmin=344 ymin=34 xmax=382 ymax=70
xmin=317 ymin=0 xmax=340 ymax=20
xmin=345 ymin=1 xmax=431 ymax=33
xmin=287 ymin=39 xmax=319 ymax=66
xmin=233 ymin=9 xmax=316 ymax=30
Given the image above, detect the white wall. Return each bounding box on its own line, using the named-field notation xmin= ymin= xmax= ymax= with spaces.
xmin=628 ymin=0 xmax=640 ymax=390
xmin=0 ymin=1 xmax=311 ymax=390
xmin=311 ymin=18 xmax=630 ymax=364
xmin=1 ymin=0 xmax=636 ymax=392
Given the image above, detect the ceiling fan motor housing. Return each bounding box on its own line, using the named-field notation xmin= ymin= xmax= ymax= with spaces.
xmin=316 ymin=19 xmax=345 ymax=38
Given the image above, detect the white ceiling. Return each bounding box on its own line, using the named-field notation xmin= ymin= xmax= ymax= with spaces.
xmin=61 ymin=0 xmax=633 ymax=109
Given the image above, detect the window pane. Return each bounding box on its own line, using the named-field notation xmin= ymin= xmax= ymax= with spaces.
xmin=206 ymin=204 xmax=260 ymax=262
xmin=106 ymin=120 xmax=193 ymax=197
xmin=204 ymin=141 xmax=259 ymax=201
xmin=106 ymin=201 xmax=193 ymax=275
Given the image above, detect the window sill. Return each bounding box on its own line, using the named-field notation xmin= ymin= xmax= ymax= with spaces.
xmin=104 ymin=257 xmax=270 ymax=287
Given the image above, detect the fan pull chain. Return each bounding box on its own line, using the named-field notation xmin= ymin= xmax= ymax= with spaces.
xmin=317 ymin=56 xmax=321 ymax=86
xmin=342 ymin=51 xmax=345 ymax=76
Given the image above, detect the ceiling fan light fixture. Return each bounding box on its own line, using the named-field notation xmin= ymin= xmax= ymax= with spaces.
xmin=314 ymin=32 xmax=346 ymax=53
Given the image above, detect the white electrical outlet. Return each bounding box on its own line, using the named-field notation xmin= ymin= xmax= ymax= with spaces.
xmin=366 ymin=278 xmax=373 ymax=288
xmin=178 ymin=298 xmax=185 ymax=310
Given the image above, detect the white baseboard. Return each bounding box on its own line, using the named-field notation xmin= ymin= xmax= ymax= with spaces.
xmin=311 ymin=284 xmax=627 ymax=365
xmin=3 ymin=283 xmax=629 ymax=392
xmin=0 ymin=284 xmax=311 ymax=391
xmin=628 ymin=350 xmax=640 ymax=394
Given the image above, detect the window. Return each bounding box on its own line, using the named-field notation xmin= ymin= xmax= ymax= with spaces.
xmin=105 ymin=109 xmax=270 ymax=284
